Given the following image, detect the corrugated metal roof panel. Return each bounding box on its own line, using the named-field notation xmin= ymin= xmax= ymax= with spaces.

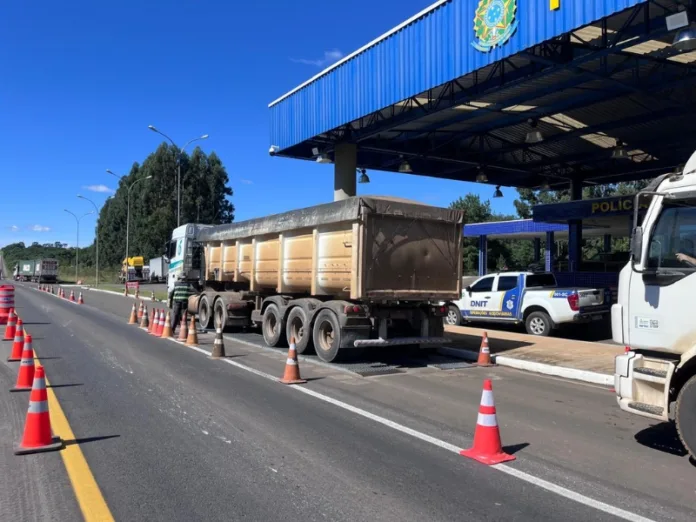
xmin=269 ymin=0 xmax=646 ymax=150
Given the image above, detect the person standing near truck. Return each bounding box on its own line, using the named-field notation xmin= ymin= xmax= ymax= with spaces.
xmin=168 ymin=275 xmax=195 ymax=333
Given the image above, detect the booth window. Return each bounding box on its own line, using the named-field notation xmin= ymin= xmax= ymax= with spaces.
xmin=647 ymin=201 xmax=696 ymax=270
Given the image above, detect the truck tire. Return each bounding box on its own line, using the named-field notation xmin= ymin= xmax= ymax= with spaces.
xmin=444 ymin=305 xmax=462 ymax=326
xmin=198 ymin=295 xmax=213 ymax=330
xmin=213 ymin=299 xmax=227 ymax=332
xmin=312 ymin=309 xmax=342 ymax=363
xmin=262 ymin=304 xmax=286 ymax=348
xmin=675 ymin=375 xmax=696 ymax=459
xmin=525 ymin=311 xmax=552 ymax=336
xmin=286 ymin=307 xmax=314 ymax=354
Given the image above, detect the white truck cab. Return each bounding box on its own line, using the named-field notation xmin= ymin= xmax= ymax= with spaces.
xmin=613 ymin=150 xmax=696 ymax=458
xmin=446 ymin=271 xmax=610 ymax=336
xmin=166 ymin=224 xmax=211 ymax=296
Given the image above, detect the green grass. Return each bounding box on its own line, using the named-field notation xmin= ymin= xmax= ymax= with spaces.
xmin=96 ymin=283 xmax=169 ymax=301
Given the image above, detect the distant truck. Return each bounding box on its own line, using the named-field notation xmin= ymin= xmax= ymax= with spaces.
xmin=444 ymin=271 xmax=611 ymax=336
xmin=16 ymin=259 xmax=58 ymax=283
xmin=148 ymin=257 xmax=168 ymax=283
xmin=166 ymin=196 xmax=464 ymax=363
xmin=119 ymin=256 xmax=149 ymax=283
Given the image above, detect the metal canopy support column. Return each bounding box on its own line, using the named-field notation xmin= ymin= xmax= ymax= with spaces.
xmin=604 ymin=234 xmax=612 ymax=253
xmin=533 ymin=238 xmax=541 ymax=263
xmin=334 ymin=143 xmax=357 ymax=201
xmin=568 ymin=180 xmax=583 ymax=273
xmin=478 ymin=236 xmax=488 ymax=276
xmin=545 ymin=232 xmax=555 ymax=272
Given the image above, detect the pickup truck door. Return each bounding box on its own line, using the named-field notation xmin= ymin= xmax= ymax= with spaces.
xmin=494 ymin=274 xmax=523 ymax=320
xmin=462 ymin=275 xmax=497 ymax=320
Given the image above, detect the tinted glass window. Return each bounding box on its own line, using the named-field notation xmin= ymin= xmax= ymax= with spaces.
xmin=470 ymin=277 xmax=494 ymax=292
xmin=497 ymin=276 xmax=518 ymax=291
xmin=647 ymin=202 xmax=696 ymax=270
xmin=526 ymin=274 xmax=557 ymax=288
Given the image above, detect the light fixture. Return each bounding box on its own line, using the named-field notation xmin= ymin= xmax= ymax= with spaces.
xmin=269 ymin=145 xmax=280 ymax=155
xmin=525 ymin=119 xmax=544 ymax=144
xmin=475 ymin=167 xmax=488 ymax=183
xmin=540 ymin=179 xmax=551 ymax=191
xmin=493 ymin=185 xmax=503 ymax=198
xmin=316 ymin=153 xmax=332 ymax=164
xmin=398 ymin=159 xmax=412 ymax=173
xmin=611 ymin=140 xmax=630 ymax=160
xmin=358 ymin=168 xmax=370 ymax=184
xmin=311 ymin=147 xmax=320 ymax=156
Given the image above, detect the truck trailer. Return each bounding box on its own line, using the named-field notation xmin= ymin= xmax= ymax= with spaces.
xmin=169 ymin=196 xmax=464 ymax=363
xmin=34 ymin=258 xmax=58 ymax=283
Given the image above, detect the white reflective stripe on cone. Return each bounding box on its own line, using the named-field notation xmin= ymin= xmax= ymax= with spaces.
xmin=286 ymin=359 xmax=297 ymax=366
xmin=480 ymin=390 xmax=495 ymax=407
xmin=477 ymin=412 xmax=498 ymax=427
xmin=33 ymin=378 xmax=46 ymax=390
xmin=28 ymin=401 xmax=49 ymax=414
xmin=20 ymin=358 xmax=34 ymax=366
xmin=481 ymin=346 xmax=490 ymax=353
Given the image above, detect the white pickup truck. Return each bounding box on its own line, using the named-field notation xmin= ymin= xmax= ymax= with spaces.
xmin=444 ymin=271 xmax=611 ymax=336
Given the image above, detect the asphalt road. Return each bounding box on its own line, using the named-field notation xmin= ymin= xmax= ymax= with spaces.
xmin=2 ymin=282 xmax=695 ymax=521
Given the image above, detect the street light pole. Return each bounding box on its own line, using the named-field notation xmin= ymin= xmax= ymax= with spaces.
xmin=106 ymin=171 xmax=152 ymax=268
xmin=64 ymin=209 xmax=94 ymax=283
xmin=77 ymin=195 xmax=100 ymax=287
xmin=147 ymin=125 xmax=209 ymax=227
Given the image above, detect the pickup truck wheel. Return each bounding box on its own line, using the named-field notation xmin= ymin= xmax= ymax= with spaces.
xmin=262 ymin=304 xmax=286 ymax=348
xmin=444 ymin=305 xmax=462 ymax=326
xmin=286 ymin=307 xmax=314 ymax=354
xmin=198 ymin=295 xmax=213 ymax=330
xmin=312 ymin=309 xmax=342 ymax=363
xmin=525 ymin=311 xmax=552 ymax=336
xmin=675 ymin=376 xmax=696 ymax=459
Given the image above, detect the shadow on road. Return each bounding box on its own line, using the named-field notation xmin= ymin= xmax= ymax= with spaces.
xmin=22 ymin=322 xmax=52 ymax=326
xmin=64 ymin=434 xmax=121 ymax=447
xmin=502 ymin=442 xmax=530 ymax=455
xmin=47 ymin=383 xmax=84 ymax=389
xmin=634 ymin=422 xmax=688 ymax=457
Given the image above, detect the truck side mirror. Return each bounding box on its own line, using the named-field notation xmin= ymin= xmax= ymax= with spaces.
xmin=631 ymin=226 xmax=643 ymax=265
xmin=465 ymin=285 xmax=472 ymax=294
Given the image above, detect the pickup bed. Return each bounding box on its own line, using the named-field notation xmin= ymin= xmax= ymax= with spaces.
xmin=444 ymin=272 xmax=611 ymax=336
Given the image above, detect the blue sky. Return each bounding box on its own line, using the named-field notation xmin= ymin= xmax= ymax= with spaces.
xmin=0 ymin=0 xmax=515 ymax=248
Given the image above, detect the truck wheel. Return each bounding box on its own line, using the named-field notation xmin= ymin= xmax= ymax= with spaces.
xmin=198 ymin=295 xmax=213 ymax=330
xmin=213 ymin=299 xmax=227 ymax=332
xmin=286 ymin=307 xmax=314 ymax=354
xmin=262 ymin=304 xmax=286 ymax=348
xmin=444 ymin=305 xmax=462 ymax=326
xmin=525 ymin=311 xmax=552 ymax=336
xmin=313 ymin=309 xmax=342 ymax=363
xmin=676 ymin=376 xmax=696 ymax=459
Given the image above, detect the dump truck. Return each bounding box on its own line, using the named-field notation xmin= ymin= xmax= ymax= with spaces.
xmin=119 ymin=256 xmax=149 ymax=283
xmin=17 ymin=260 xmax=36 ymax=282
xmin=613 ymin=149 xmax=696 ymax=460
xmin=34 ymin=258 xmax=58 ymax=283
xmin=147 ymin=256 xmax=168 ymax=283
xmin=168 ymin=196 xmax=464 ymax=363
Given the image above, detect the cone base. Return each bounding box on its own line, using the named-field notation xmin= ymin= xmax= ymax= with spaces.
xmin=460 ymin=447 xmax=515 ymax=465
xmin=10 ymin=386 xmax=32 ymax=393
xmin=474 ymin=362 xmax=494 ymax=367
xmin=280 ymin=378 xmax=307 ymax=385
xmin=15 ymin=437 xmax=63 ymax=456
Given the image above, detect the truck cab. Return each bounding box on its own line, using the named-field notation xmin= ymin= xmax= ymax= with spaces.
xmin=613 ymin=151 xmax=696 ymax=458
xmin=166 ymin=224 xmax=210 ymax=296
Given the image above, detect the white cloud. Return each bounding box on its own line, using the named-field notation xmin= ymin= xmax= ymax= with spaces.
xmin=240 ymin=179 xmax=253 ymax=185
xmin=9 ymin=225 xmax=19 ymax=232
xmin=291 ymin=49 xmax=344 ymax=68
xmin=83 ymin=184 xmax=115 ymax=194
xmin=31 ymin=225 xmax=51 ymax=232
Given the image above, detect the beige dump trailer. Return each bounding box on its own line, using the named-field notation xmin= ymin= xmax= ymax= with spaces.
xmin=189 ymin=196 xmax=464 ymax=362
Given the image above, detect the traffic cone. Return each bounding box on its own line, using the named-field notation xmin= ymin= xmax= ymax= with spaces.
xmin=137 ymin=301 xmax=144 ymax=320
xmin=8 ymin=319 xmax=24 ymax=361
xmin=185 ymin=315 xmax=198 ymax=346
xmin=211 ymin=328 xmax=226 ymax=358
xmin=177 ymin=312 xmax=188 ymax=341
xmin=50 ymin=285 xmax=54 ymax=294
xmin=148 ymin=308 xmax=157 ymax=334
xmin=127 ymin=303 xmax=137 ymax=324
xmin=160 ymin=312 xmax=173 ymax=338
xmin=134 ymin=287 xmax=140 ymax=299
xmin=476 ymin=331 xmax=493 ymax=367
xmin=280 ymin=338 xmax=306 ymax=385
xmin=140 ymin=308 xmax=149 ymax=329
xmin=460 ymin=379 xmax=515 ymax=465
xmin=11 ymin=334 xmax=35 ymax=392
xmin=14 ymin=366 xmax=63 ymax=455
xmin=3 ymin=308 xmax=17 ymax=340
xmin=69 ymin=290 xmax=75 ymax=302
xmin=151 ymin=291 xmax=156 ymax=302
xmin=123 ymin=286 xmax=128 ymax=296
xmin=78 ymin=292 xmax=84 ymax=305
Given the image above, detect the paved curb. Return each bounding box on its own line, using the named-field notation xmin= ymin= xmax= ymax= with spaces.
xmin=86 ymin=287 xmax=165 ymax=303
xmin=436 ymin=346 xmax=614 ymax=386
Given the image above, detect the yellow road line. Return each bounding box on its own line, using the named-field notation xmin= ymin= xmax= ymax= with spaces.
xmin=35 ymin=358 xmax=115 ymax=522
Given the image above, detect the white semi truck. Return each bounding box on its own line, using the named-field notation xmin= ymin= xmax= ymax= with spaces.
xmin=166 ymin=196 xmax=464 ymax=363
xmin=614 ymin=151 xmax=696 ymax=459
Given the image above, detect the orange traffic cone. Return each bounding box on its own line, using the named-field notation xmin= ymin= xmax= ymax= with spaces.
xmin=148 ymin=308 xmax=157 ymax=334
xmin=8 ymin=319 xmax=24 ymax=362
xmin=127 ymin=303 xmax=137 ymax=324
xmin=78 ymin=292 xmax=84 ymax=305
xmin=134 ymin=287 xmax=140 ymax=299
xmin=69 ymin=290 xmax=75 ymax=302
xmin=460 ymin=379 xmax=515 ymax=465
xmin=3 ymin=308 xmax=17 ymax=340
xmin=11 ymin=334 xmax=35 ymax=392
xmin=151 ymin=291 xmax=156 ymax=302
xmin=137 ymin=301 xmax=144 ymax=320
xmin=177 ymin=312 xmax=188 ymax=342
xmin=155 ymin=310 xmax=164 ymax=336
xmin=14 ymin=366 xmax=63 ymax=455
xmin=280 ymin=338 xmax=306 ymax=385
xmin=123 ymin=286 xmax=128 ymax=296
xmin=476 ymin=331 xmax=493 ymax=367
xmin=140 ymin=308 xmax=149 ymax=329
xmin=160 ymin=312 xmax=173 ymax=338
xmin=211 ymin=328 xmax=226 ymax=358
xmin=185 ymin=315 xmax=198 ymax=346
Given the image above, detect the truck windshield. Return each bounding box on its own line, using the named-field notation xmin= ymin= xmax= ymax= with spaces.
xmin=526 ymin=274 xmax=557 ymax=288
xmin=647 ymin=200 xmax=696 ymax=270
